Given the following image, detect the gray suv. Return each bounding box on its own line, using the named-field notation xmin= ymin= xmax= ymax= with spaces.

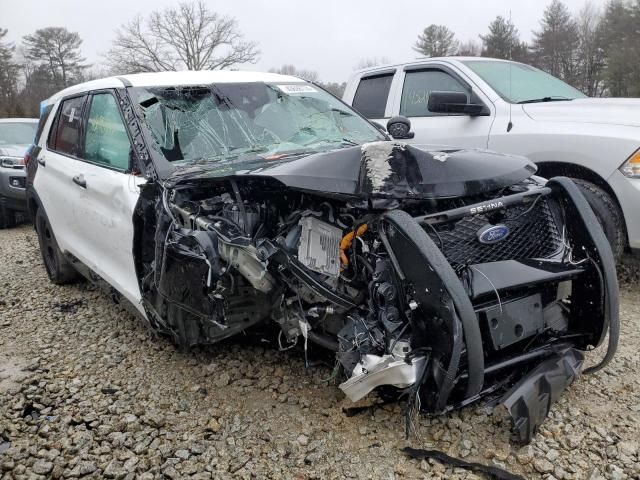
xmin=0 ymin=118 xmax=38 ymax=228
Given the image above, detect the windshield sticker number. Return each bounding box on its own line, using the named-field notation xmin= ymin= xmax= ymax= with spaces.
xmin=277 ymin=84 xmax=317 ymax=94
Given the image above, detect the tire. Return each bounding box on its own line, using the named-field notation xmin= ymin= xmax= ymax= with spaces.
xmin=0 ymin=205 xmax=17 ymax=229
xmin=569 ymin=178 xmax=626 ymax=262
xmin=35 ymin=208 xmax=79 ymax=285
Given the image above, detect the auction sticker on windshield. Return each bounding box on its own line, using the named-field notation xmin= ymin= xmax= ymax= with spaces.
xmin=277 ymin=84 xmax=317 ymax=94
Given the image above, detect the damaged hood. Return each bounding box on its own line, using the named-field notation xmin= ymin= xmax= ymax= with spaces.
xmin=169 ymin=142 xmax=537 ymax=199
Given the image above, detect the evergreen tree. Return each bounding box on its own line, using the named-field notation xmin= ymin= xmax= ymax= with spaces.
xmin=414 ymin=25 xmax=459 ymax=57
xmin=480 ymin=16 xmax=529 ymax=62
xmin=531 ymin=0 xmax=580 ymax=84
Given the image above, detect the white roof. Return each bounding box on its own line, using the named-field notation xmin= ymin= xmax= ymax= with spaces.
xmin=0 ymin=118 xmax=38 ymax=123
xmin=353 ymin=56 xmax=518 ymax=75
xmin=46 ymin=70 xmax=306 ymax=104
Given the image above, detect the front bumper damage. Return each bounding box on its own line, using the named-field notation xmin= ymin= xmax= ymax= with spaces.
xmin=340 ymin=177 xmax=619 ymax=443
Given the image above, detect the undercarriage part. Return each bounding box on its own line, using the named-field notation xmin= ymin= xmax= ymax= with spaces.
xmin=501 ymin=348 xmax=584 ymax=444
xmin=339 ymin=354 xmax=428 ymax=402
xmin=297 ymin=216 xmax=342 ymax=277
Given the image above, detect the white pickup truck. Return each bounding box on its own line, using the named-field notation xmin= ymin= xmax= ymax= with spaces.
xmin=343 ymin=57 xmax=640 ymax=260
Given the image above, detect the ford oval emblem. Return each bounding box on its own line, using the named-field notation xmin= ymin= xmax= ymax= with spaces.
xmin=477 ymin=224 xmax=510 ymax=244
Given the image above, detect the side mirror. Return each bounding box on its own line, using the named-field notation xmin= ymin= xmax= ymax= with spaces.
xmin=428 ymin=91 xmax=490 ymax=116
xmin=386 ymin=116 xmax=415 ymax=140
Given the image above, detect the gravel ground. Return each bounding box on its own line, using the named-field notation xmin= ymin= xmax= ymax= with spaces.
xmin=1 ymin=224 xmax=639 ymax=480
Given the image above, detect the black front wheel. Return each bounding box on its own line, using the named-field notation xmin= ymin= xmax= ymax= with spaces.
xmin=35 ymin=208 xmax=79 ymax=285
xmin=570 ymin=179 xmax=626 ymax=262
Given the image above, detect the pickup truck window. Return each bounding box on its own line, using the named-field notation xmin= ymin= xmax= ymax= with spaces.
xmin=400 ymin=70 xmax=468 ymax=117
xmin=352 ymin=74 xmax=393 ymax=119
xmin=462 ymin=60 xmax=586 ymax=103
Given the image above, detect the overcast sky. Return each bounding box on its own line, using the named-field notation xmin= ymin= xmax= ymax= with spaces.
xmin=1 ymin=0 xmax=608 ymax=83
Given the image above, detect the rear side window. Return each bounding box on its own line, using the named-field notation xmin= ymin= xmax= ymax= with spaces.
xmin=84 ymin=93 xmax=131 ymax=171
xmin=35 ymin=104 xmax=53 ymax=144
xmin=400 ymin=70 xmax=469 ymax=117
xmin=352 ymin=73 xmax=394 ymax=119
xmin=48 ymin=95 xmax=85 ymax=156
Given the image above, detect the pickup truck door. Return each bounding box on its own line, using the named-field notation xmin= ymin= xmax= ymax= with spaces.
xmin=390 ymin=65 xmax=495 ymax=149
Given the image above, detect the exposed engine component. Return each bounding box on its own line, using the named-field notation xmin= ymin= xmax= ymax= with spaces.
xmin=217 ymin=242 xmax=275 ymax=293
xmin=297 ymin=216 xmax=342 ymax=277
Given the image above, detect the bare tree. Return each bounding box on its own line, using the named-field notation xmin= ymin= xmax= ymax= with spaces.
xmin=105 ymin=1 xmax=259 ymax=73
xmin=268 ymin=64 xmax=319 ymax=82
xmin=354 ymin=57 xmax=389 ymax=70
xmin=22 ymin=27 xmax=87 ymax=89
xmin=414 ymin=25 xmax=459 ymax=57
xmin=456 ymin=40 xmax=481 ymax=57
xmin=575 ymin=2 xmax=606 ymax=96
xmin=0 ymin=29 xmax=19 ymax=117
xmin=318 ymin=81 xmax=347 ymax=97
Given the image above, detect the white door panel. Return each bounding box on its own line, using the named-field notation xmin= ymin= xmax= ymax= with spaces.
xmin=33 ymin=149 xmax=78 ymax=254
xmin=67 ymin=161 xmax=144 ymax=311
xmin=406 ymin=116 xmax=493 ymax=149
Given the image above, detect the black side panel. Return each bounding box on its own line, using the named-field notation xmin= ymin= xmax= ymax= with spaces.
xmin=501 ymin=348 xmax=584 ymax=444
xmin=379 ymin=209 xmax=484 ymax=408
xmin=547 ymin=177 xmax=619 ymax=363
xmin=158 ymin=229 xmax=221 ymax=316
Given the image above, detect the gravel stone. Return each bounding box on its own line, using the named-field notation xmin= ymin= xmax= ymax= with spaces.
xmin=1 ymin=225 xmax=639 ymax=479
xmin=31 ymin=459 xmax=53 ymax=475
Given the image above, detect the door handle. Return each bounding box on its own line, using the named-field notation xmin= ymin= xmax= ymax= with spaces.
xmin=72 ymin=174 xmax=87 ymax=188
xmin=37 ymin=157 xmax=45 ymax=166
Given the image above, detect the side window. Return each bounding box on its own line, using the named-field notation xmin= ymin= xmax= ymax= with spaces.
xmin=84 ymin=93 xmax=131 ymax=171
xmin=352 ymin=73 xmax=394 ymax=119
xmin=48 ymin=96 xmax=85 ymax=156
xmin=400 ymin=70 xmax=469 ymax=117
xmin=35 ymin=104 xmax=54 ymax=145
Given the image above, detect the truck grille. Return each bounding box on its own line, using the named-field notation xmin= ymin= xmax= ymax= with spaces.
xmin=428 ymin=199 xmax=563 ymax=274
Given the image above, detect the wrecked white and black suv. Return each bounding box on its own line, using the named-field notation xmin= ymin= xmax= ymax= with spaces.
xmin=26 ymin=72 xmax=618 ymax=444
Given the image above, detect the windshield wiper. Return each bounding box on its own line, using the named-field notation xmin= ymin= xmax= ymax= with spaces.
xmin=517 ymin=96 xmax=573 ymax=104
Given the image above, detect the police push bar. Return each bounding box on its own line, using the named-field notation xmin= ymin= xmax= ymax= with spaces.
xmin=414 ymin=187 xmax=552 ymax=226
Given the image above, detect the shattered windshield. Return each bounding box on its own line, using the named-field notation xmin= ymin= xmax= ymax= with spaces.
xmin=131 ymin=82 xmax=385 ymax=168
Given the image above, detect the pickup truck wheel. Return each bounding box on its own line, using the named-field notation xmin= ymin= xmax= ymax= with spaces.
xmin=35 ymin=209 xmax=79 ymax=284
xmin=570 ymin=178 xmax=625 ymax=262
xmin=0 ymin=205 xmax=17 ymax=229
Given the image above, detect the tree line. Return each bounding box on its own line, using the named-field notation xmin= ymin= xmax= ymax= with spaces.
xmin=414 ymin=0 xmax=640 ymax=97
xmin=1 ymin=0 xmax=640 ymax=118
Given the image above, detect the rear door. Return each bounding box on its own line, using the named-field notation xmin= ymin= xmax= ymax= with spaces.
xmin=391 ymin=65 xmax=495 ymax=148
xmin=35 ymin=94 xmax=88 ymax=255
